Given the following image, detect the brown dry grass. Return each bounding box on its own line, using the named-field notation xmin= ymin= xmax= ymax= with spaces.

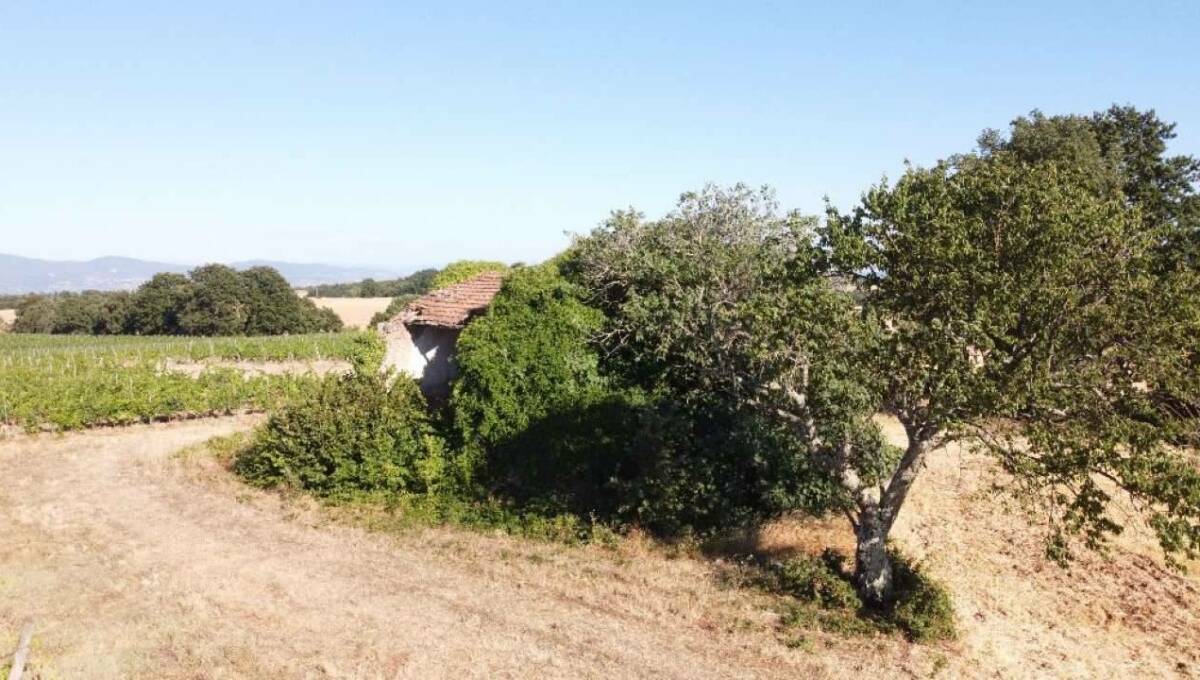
xmin=1 ymin=416 xmax=1197 ymax=678
xmin=310 ymin=297 xmax=394 ymax=329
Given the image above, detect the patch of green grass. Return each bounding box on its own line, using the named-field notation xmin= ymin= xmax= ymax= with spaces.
xmin=347 ymin=492 xmax=614 ymax=545
xmin=177 ymin=431 xmax=252 ymax=464
xmin=750 ymin=548 xmax=956 ymax=643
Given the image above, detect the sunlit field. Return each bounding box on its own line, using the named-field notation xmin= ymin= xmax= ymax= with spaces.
xmin=0 ymin=332 xmax=362 ymax=430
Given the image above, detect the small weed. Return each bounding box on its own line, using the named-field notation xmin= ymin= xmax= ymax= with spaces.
xmin=929 ymin=652 xmax=950 ymax=677
xmin=725 ymin=617 xmax=760 ymax=634
xmin=782 ymin=635 xmax=814 ymax=651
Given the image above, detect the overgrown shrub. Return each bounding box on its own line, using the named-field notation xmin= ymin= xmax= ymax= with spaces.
xmin=767 ymin=550 xmax=862 ymax=610
xmin=234 ymin=372 xmax=448 ymax=496
xmin=889 ymin=553 xmax=957 ymax=642
xmin=11 ymin=296 xmax=61 ymax=333
xmin=348 ymin=330 xmax=386 ymax=374
xmin=449 ymin=258 xmax=838 ymax=534
xmin=760 ymin=549 xmax=956 ymax=642
xmin=450 ymin=260 xmax=648 ymax=511
xmin=430 ymin=260 xmax=508 ymax=289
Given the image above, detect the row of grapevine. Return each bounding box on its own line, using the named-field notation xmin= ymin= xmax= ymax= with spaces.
xmin=0 ymin=332 xmax=368 ymax=430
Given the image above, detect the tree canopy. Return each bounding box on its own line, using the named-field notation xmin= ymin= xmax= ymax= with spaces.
xmin=570 ymin=106 xmax=1199 ymax=604
xmin=819 ymin=108 xmax=1200 ymax=600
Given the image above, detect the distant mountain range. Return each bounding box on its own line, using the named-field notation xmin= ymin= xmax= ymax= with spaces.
xmin=0 ymin=254 xmax=402 ymax=294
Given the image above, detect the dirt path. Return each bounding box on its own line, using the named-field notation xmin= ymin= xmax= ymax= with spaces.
xmin=1 ymin=418 xmax=1197 ymax=678
xmin=0 ymin=419 xmax=837 ymax=679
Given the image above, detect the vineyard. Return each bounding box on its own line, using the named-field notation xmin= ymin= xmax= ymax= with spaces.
xmin=0 ymin=332 xmax=363 ymax=431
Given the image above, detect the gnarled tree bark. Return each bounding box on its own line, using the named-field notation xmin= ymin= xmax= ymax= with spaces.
xmin=851 ymin=431 xmax=934 ymax=606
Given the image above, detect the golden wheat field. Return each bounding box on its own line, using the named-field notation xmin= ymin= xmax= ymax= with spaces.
xmin=309 ymin=297 xmax=393 ymax=329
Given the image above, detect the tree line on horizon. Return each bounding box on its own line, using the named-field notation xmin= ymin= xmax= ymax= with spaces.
xmin=303 ymin=260 xmax=511 ymax=300
xmin=10 ymin=264 xmax=343 ymax=336
xmin=3 ymin=259 xmax=517 ymax=336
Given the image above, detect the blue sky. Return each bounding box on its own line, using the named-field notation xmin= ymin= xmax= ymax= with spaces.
xmin=2 ymin=1 xmax=1197 ymax=272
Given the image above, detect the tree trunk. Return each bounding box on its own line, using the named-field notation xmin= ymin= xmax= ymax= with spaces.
xmin=851 ymin=432 xmax=934 ymax=606
xmin=854 ymin=499 xmax=894 ymax=606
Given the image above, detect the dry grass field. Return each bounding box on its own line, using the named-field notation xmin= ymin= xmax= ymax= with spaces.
xmin=310 ymin=297 xmax=393 ymax=329
xmin=1 ymin=416 xmax=1197 ymax=678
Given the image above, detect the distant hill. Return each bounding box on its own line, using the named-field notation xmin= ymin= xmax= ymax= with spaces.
xmin=0 ymin=254 xmax=401 ymax=294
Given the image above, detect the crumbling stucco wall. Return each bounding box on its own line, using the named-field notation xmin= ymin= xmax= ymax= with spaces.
xmin=381 ymin=321 xmax=461 ymax=399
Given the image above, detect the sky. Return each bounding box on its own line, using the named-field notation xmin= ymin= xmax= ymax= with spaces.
xmin=1 ymin=1 xmax=1197 ymax=273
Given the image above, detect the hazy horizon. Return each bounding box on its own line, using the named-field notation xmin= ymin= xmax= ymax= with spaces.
xmin=0 ymin=251 xmax=430 ymax=275
xmin=3 ymin=1 xmax=1198 ymax=269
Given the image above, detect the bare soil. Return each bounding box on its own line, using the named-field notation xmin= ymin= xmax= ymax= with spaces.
xmin=309 ymin=298 xmax=394 ymax=329
xmin=1 ymin=417 xmax=1197 ymax=679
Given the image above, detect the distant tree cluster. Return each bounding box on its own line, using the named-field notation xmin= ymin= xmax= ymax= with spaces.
xmin=304 ymin=269 xmax=438 ymax=298
xmin=0 ymin=293 xmax=38 ymax=310
xmin=13 ymin=265 xmax=342 ymax=336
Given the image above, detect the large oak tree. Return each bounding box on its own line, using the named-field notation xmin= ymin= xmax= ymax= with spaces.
xmin=577 ymin=108 xmax=1200 ymax=605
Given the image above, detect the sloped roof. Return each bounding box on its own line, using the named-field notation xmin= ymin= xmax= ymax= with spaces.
xmin=395 ymin=270 xmax=505 ymax=329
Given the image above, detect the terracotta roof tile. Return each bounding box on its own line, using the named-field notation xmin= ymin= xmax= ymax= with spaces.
xmin=393 ymin=270 xmax=504 ymax=328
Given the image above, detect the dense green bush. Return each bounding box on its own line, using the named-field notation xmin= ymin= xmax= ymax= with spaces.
xmin=767 ymin=551 xmax=862 ymax=610
xmin=450 ymin=258 xmax=838 ymax=534
xmin=450 ymin=259 xmax=632 ymax=500
xmin=452 ymin=260 xmax=609 ymax=449
xmin=178 ymin=264 xmax=251 ymax=335
xmin=242 ymin=266 xmax=324 ymax=335
xmin=347 ymin=330 xmax=387 ymax=374
xmin=234 ymin=371 xmax=448 ymax=496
